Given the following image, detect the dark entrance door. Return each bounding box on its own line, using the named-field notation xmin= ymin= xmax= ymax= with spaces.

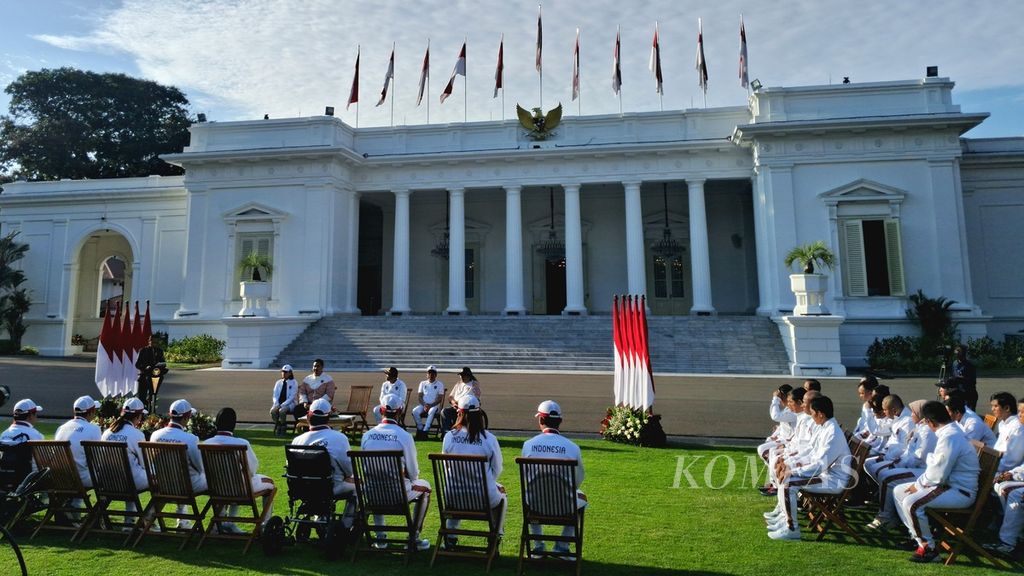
xmin=357 ymin=202 xmax=383 ymax=315
xmin=545 ymin=260 xmax=567 ymax=315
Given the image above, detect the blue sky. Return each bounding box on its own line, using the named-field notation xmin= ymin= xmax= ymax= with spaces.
xmin=1 ymin=0 xmax=1022 ymax=137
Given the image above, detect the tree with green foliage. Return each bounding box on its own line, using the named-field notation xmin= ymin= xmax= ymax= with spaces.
xmin=0 ymin=67 xmax=192 ymax=182
xmin=0 ymin=232 xmax=31 ymax=349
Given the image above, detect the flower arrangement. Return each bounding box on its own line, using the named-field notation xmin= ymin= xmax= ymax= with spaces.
xmin=600 ymin=405 xmax=666 ymax=447
xmin=91 ymin=396 xmax=218 ymax=440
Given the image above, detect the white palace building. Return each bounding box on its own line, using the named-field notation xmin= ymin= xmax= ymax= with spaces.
xmin=1 ymin=75 xmax=1022 ymax=374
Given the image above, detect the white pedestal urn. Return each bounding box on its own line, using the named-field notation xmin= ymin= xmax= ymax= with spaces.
xmin=790 ymin=273 xmax=830 ymax=315
xmin=239 ymin=281 xmax=271 ymax=317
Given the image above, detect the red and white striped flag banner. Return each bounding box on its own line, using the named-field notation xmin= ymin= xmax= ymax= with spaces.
xmin=612 ymin=294 xmax=655 ymax=411
xmin=120 ymin=301 xmax=135 ymax=395
xmin=417 ymin=41 xmax=429 ymax=106
xmin=94 ymin=303 xmax=114 ymax=397
xmin=739 ymin=15 xmax=749 ymax=89
xmin=535 ymin=5 xmax=543 ymax=73
xmin=612 ymin=26 xmax=622 ymax=96
xmin=440 ymin=42 xmax=466 ymax=104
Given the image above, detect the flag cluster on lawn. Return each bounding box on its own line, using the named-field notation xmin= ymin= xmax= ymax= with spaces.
xmin=612 ymin=295 xmax=655 ymax=411
xmin=95 ymin=300 xmax=152 ymax=398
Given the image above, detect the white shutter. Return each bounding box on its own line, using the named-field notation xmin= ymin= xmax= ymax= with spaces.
xmin=257 ymin=237 xmax=271 ymax=257
xmin=842 ymin=220 xmax=868 ymax=297
xmin=884 ymin=219 xmax=906 ymax=297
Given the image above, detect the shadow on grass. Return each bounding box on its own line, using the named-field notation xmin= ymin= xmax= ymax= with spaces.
xmin=20 ymin=529 xmax=737 ymax=575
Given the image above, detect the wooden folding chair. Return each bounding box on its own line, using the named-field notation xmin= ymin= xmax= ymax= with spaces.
xmin=348 ymin=450 xmax=424 ymax=564
xmin=984 ymin=414 xmax=998 ymax=431
xmin=516 ymin=457 xmax=584 ymax=576
xmin=927 ymin=442 xmax=1007 ymax=568
xmin=429 ymin=453 xmax=502 ymax=572
xmin=803 ymin=437 xmax=871 ymax=544
xmin=426 ymin=390 xmax=448 ymax=439
xmin=27 ymin=440 xmax=95 ymax=541
xmin=197 ymin=444 xmax=271 ymax=554
xmin=78 ymin=441 xmax=146 ymax=545
xmin=134 ymin=441 xmax=206 ymax=550
xmin=399 ymin=388 xmax=414 ymax=429
xmin=337 ymin=386 xmax=374 ymax=437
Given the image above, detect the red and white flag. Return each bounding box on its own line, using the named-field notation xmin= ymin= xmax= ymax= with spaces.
xmin=535 ymin=5 xmax=543 ymax=73
xmin=650 ymin=22 xmax=663 ymax=94
xmin=130 ymin=301 xmax=144 ymax=395
xmin=120 ymin=302 xmax=135 ymax=394
xmin=696 ymin=18 xmax=708 ymax=95
xmin=636 ymin=295 xmax=655 ymax=410
xmin=611 ymin=294 xmax=656 ymax=411
xmin=94 ymin=304 xmax=114 ymax=397
xmin=376 ymin=45 xmax=394 ymax=106
xmin=612 ymin=296 xmax=623 ymax=405
xmin=347 ymin=47 xmax=360 ymax=110
xmin=417 ymin=42 xmax=429 ymax=106
xmin=612 ymin=27 xmax=622 ymax=95
xmin=494 ymin=35 xmax=504 ymax=98
xmin=571 ymin=29 xmax=580 ymax=101
xmin=440 ymin=42 xmax=466 ymax=104
xmin=739 ymin=15 xmax=749 ymax=89
xmin=109 ymin=303 xmax=125 ymax=396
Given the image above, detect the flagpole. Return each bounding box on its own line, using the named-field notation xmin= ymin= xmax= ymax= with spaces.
xmin=391 ymin=42 xmax=396 ymax=127
xmin=577 ymin=28 xmax=582 ymax=117
xmin=463 ymin=36 xmax=468 ymax=123
xmin=538 ymin=4 xmax=543 ymax=110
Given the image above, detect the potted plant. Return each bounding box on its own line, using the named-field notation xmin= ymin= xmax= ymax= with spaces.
xmin=238 ymin=252 xmax=273 ymax=316
xmin=784 ymin=241 xmax=836 ymax=315
xmin=69 ymin=333 xmax=86 ymax=355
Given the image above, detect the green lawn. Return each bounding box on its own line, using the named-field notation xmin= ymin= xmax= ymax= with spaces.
xmin=1 ymin=424 xmax=1011 ymax=575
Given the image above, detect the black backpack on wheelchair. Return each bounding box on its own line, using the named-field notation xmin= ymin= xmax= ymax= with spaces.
xmin=262 ymin=444 xmax=355 ymax=558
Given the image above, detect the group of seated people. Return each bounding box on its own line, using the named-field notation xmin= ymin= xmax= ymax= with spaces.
xmin=0 ymin=394 xmax=276 ymax=533
xmin=758 ymin=375 xmax=1024 ymax=562
xmin=270 ymin=360 xmax=482 ymax=440
xmin=290 ymin=391 xmax=585 ymax=553
xmin=0 ymin=385 xmax=585 ymax=556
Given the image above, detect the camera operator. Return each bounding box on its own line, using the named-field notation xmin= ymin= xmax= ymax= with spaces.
xmin=951 ymin=345 xmax=977 ymax=411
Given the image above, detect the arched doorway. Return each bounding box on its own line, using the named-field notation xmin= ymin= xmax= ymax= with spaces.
xmin=69 ymin=231 xmax=134 ymax=346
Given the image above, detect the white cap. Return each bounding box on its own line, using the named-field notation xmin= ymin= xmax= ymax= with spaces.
xmin=457 ymin=395 xmax=480 ymax=411
xmin=309 ymin=397 xmax=332 ymax=416
xmin=426 ymin=365 xmax=437 ymax=373
xmin=13 ymin=399 xmax=41 ymax=415
xmin=73 ymin=395 xmax=101 ymax=412
xmin=281 ymin=364 xmax=293 ymax=372
xmin=381 ymin=393 xmax=404 ymax=411
xmin=122 ymin=397 xmax=148 ymax=414
xmin=169 ymin=399 xmax=197 ymax=417
xmin=536 ymin=400 xmax=562 ymax=418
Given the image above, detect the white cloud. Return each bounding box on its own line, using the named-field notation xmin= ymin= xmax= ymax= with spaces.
xmin=28 ymin=0 xmax=1024 ymax=126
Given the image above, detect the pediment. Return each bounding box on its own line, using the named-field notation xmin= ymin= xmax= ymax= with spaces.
xmin=818 ymin=179 xmax=906 ymax=205
xmin=222 ymin=202 xmax=289 ymax=222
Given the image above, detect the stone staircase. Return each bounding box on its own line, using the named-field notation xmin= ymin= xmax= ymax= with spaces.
xmin=273 ymin=315 xmax=790 ymax=374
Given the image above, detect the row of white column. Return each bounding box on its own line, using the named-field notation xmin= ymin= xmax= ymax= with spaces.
xmin=388 ymin=181 xmax=715 ymax=316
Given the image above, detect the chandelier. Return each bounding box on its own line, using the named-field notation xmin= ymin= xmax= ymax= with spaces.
xmin=536 ymin=187 xmax=565 ymax=264
xmin=651 ymin=183 xmax=684 ymax=262
xmin=431 ymin=192 xmax=450 ymax=260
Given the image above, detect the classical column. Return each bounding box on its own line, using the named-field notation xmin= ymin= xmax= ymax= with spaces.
xmin=687 ymin=178 xmax=715 ymax=315
xmin=446 ymin=188 xmax=468 ymax=315
xmin=389 ymin=189 xmax=411 ymax=315
xmin=623 ymin=181 xmax=647 ymax=297
xmin=503 ymin=185 xmax=526 ymax=315
xmin=563 ymin=183 xmax=587 ymax=314
xmin=344 ymin=189 xmax=361 ymax=314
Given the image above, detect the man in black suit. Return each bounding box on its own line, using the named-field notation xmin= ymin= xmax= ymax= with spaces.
xmin=135 ymin=336 xmax=166 ymax=412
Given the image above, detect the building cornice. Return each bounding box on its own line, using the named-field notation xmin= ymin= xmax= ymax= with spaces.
xmin=731 ymin=112 xmax=989 ymax=144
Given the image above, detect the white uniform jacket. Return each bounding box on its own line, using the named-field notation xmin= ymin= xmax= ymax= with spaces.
xmin=54 ymin=416 xmax=103 ymax=485
xmin=360 ymin=419 xmax=420 ymax=482
xmin=521 ymin=429 xmax=585 ymax=489
xmin=292 ymin=425 xmax=354 ymax=489
xmin=914 ymin=423 xmax=980 ymax=497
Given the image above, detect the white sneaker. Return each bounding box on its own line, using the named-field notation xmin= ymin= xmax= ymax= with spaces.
xmin=866 ymin=517 xmax=898 ymax=531
xmin=762 ymin=508 xmax=783 ymax=519
xmin=176 ymin=520 xmax=193 ymax=530
xmin=764 ymin=511 xmax=785 ymax=524
xmin=767 ymin=527 xmax=801 ymax=541
xmin=415 ymin=538 xmax=431 ymax=551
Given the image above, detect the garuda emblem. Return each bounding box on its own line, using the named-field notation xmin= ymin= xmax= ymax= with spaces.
xmin=516 ymin=103 xmax=563 ymax=141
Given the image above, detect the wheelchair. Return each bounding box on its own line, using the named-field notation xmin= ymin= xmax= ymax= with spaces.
xmin=262 ymin=445 xmax=355 ymax=558
xmin=0 ymin=467 xmax=51 ymax=576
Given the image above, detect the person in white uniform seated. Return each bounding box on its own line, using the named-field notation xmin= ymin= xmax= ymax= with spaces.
xmin=412 ymin=365 xmax=445 ymax=440
xmin=101 ymin=397 xmax=150 ymax=491
xmin=865 ymin=399 xmax=937 ymax=532
xmin=54 ymin=395 xmax=103 ymax=488
xmin=360 ymin=393 xmax=431 ymax=551
xmin=892 ymin=400 xmax=980 ymax=563
xmin=521 ymin=400 xmax=587 ymax=557
xmin=292 ymin=398 xmax=356 ymax=498
xmin=203 ymin=407 xmax=277 ymax=533
xmin=373 ymin=367 xmax=407 ymax=423
xmin=270 ymin=364 xmax=299 ymax=436
xmin=985 ymin=397 xmax=1024 ymax=556
xmin=991 ymin=392 xmax=1024 ymax=474
xmin=441 ymin=394 xmax=506 ymax=548
xmin=0 ymin=399 xmax=45 ymax=445
xmin=945 ymin=392 xmax=996 ymax=448
xmin=150 ymin=399 xmax=207 ymax=529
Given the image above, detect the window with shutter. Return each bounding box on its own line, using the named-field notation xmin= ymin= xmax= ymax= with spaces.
xmin=237 ymin=233 xmax=274 ymax=283
xmin=842 ymin=220 xmax=868 ymax=296
xmin=883 ymin=220 xmax=906 ymax=296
